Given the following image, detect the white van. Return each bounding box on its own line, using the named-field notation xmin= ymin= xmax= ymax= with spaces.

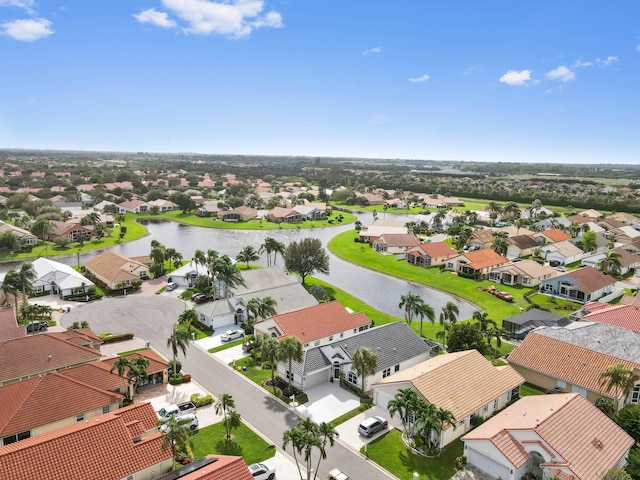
xmin=328 ymin=468 xmax=350 ymax=480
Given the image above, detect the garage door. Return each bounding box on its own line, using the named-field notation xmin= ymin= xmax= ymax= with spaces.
xmin=374 ymin=390 xmax=395 ymax=409
xmin=467 ymin=448 xmax=511 ymax=479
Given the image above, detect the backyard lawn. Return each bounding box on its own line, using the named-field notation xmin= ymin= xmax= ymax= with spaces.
xmin=191 ymin=421 xmax=275 ymax=465
xmin=362 ymin=430 xmax=463 ymax=480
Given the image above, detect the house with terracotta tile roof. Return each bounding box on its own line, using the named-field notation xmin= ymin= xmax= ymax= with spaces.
xmin=0 ymin=402 xmax=172 ymax=480
xmin=372 ymin=233 xmax=420 ymax=255
xmin=507 ymin=323 xmax=640 ymax=405
xmin=102 ymin=349 xmax=169 ymax=388
xmin=579 ymin=208 xmax=604 ymax=220
xmin=538 ymin=266 xmax=617 ymax=304
xmin=606 ymin=212 xmax=639 ymax=226
xmin=267 ymin=206 xmax=305 ymax=223
xmin=0 ymin=308 xmax=25 ymax=340
xmin=468 ymin=229 xmax=496 ymax=250
xmin=0 ymin=333 xmax=101 ymax=386
xmin=373 ymin=350 xmax=524 ymax=448
xmin=118 ymin=199 xmax=150 ymax=213
xmin=217 ymin=205 xmax=258 ymax=222
xmin=47 ymin=220 xmax=93 ymax=242
xmin=444 ymin=249 xmax=510 ymax=279
xmin=47 ymin=328 xmax=102 ymax=350
xmin=406 ymin=241 xmax=457 ymax=267
xmin=534 ymin=228 xmax=572 ymax=245
xmin=84 ymin=250 xmax=150 ymax=290
xmin=148 ymin=198 xmax=178 ymax=212
xmin=462 ymin=393 xmax=634 ymax=480
xmin=297 ymin=322 xmax=433 ymax=393
xmin=0 ymin=371 xmax=122 ymax=446
xmin=579 ymin=303 xmax=640 ymax=333
xmin=154 ymin=455 xmax=254 ymax=480
xmin=31 ymin=257 xmax=95 ymax=297
xmin=0 ymin=221 xmax=37 ymax=244
xmin=494 ymin=226 xmax=536 ymax=238
xmin=488 ymin=259 xmax=557 ymax=287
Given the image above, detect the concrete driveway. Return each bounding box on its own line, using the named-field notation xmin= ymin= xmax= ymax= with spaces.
xmin=336 ymin=405 xmax=402 ymax=453
xmin=299 ymin=382 xmax=361 ymax=424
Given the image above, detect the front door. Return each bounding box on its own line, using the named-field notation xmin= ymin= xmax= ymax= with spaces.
xmin=333 ymin=363 xmax=340 ymax=379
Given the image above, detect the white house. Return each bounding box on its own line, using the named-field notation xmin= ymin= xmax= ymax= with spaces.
xmin=539 ymin=240 xmax=584 ymax=266
xmin=31 ymin=257 xmax=95 ymax=297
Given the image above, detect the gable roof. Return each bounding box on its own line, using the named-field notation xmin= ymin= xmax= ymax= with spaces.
xmin=61 ymin=361 xmax=128 ymax=392
xmin=406 ymin=242 xmax=457 ymax=258
xmin=231 ymin=266 xmax=299 ymax=296
xmin=0 ymin=372 xmax=122 ymax=437
xmin=0 ymin=308 xmax=24 ymax=340
xmin=267 ymin=301 xmax=371 ymax=343
xmin=0 ymin=334 xmax=101 ymax=384
xmin=458 ymin=249 xmax=509 ymax=270
xmin=506 ymin=235 xmax=539 ymax=249
xmin=463 ymin=393 xmax=634 ymax=480
xmin=156 ymin=455 xmax=253 ymax=480
xmin=553 ymin=266 xmax=616 ymax=293
xmin=376 ymin=349 xmax=524 ymax=421
xmin=32 ymin=257 xmax=95 ymax=290
xmin=584 ymin=304 xmax=640 ymax=333
xmin=541 ymin=228 xmax=572 ymax=243
xmin=374 ymin=233 xmax=420 ymax=248
xmin=0 ymin=402 xmax=170 ymax=480
xmin=507 ymin=329 xmax=640 ymax=396
xmin=84 ymin=250 xmax=146 ymax=284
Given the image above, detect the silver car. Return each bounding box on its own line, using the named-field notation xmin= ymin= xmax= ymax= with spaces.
xmin=358 ymin=416 xmax=388 ymax=437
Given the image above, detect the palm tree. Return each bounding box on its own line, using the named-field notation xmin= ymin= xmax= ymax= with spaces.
xmin=127 ymin=356 xmax=150 ymax=401
xmin=283 ymin=423 xmax=319 ymax=480
xmin=110 ymin=356 xmax=132 ymax=400
xmin=388 ymin=388 xmax=419 ymax=439
xmin=17 ymin=262 xmax=36 ymax=317
xmin=399 ymin=292 xmax=423 ymax=328
xmin=150 ymin=246 xmax=166 ymax=274
xmin=277 ymin=336 xmax=304 ymax=393
xmin=417 ymin=302 xmax=435 ymax=337
xmin=438 ymin=301 xmax=459 ymax=349
xmin=178 ymin=308 xmax=197 ymax=329
xmin=31 ymin=218 xmax=55 ymax=242
xmin=600 ymin=363 xmax=635 ymax=413
xmin=260 ymin=335 xmax=280 ymax=394
xmin=236 ymin=245 xmax=260 ymax=267
xmin=167 ymin=323 xmax=190 ymax=379
xmin=598 ymin=250 xmax=622 ymax=276
xmin=491 ymin=237 xmax=508 ymax=256
xmin=159 ymin=414 xmax=195 ymax=465
xmin=313 ymin=422 xmax=339 ymax=480
xmin=247 ymin=296 xmax=278 ymax=321
xmin=215 ymin=257 xmax=247 ymax=297
xmin=472 ymin=310 xmax=496 ymax=333
xmin=352 ymin=347 xmax=378 ymax=397
xmin=214 ymin=393 xmax=236 ymax=439
xmin=259 ymin=237 xmax=276 ymax=267
xmin=191 ymin=249 xmax=205 ymax=276
xmin=431 ymin=407 xmax=456 ymax=450
xmin=173 ymin=252 xmax=183 ymax=269
xmin=1 ymin=270 xmax=20 ymax=317
xmin=271 ymin=240 xmax=286 ymax=265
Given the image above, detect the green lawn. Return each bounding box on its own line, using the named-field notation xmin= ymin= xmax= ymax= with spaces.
xmin=208 ymin=338 xmax=244 ymax=353
xmin=232 ymin=356 xmax=273 ymax=386
xmin=191 ymin=421 xmax=275 ymax=465
xmin=328 ymin=230 xmax=530 ymax=323
xmin=521 ymin=383 xmax=547 ymax=396
xmin=137 ymin=210 xmax=355 ymax=230
xmin=526 ymin=293 xmax=581 ymax=316
xmin=362 ymin=430 xmax=463 ymax=480
xmin=330 ymin=402 xmax=373 ymax=426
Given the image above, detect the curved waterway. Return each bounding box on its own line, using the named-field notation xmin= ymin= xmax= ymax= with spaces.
xmin=1 ymin=212 xmax=477 ymax=319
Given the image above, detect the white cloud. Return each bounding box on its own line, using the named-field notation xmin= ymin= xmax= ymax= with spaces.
xmin=499 ymin=69 xmax=535 ymax=86
xmin=408 ymin=74 xmax=430 ymax=83
xmin=1 ymin=17 xmax=53 ymax=41
xmin=546 ymin=65 xmax=575 ymax=82
xmin=0 ymin=0 xmax=35 ymax=7
xmin=149 ymin=0 xmax=282 ymax=38
xmin=134 ymin=8 xmax=177 ymax=28
xmin=571 ymin=60 xmax=592 ymax=68
xmin=362 ymin=47 xmax=381 ymax=55
xmin=596 ymin=55 xmax=618 ymax=66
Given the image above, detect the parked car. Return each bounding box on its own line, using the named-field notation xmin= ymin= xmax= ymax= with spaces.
xmin=157 ymin=401 xmax=197 ymax=419
xmin=248 ymin=462 xmax=275 ymax=480
xmin=495 ymin=291 xmax=514 ymax=302
xmin=555 ymin=266 xmax=568 ymax=272
xmin=193 ymin=294 xmax=213 ymax=304
xmin=159 ymin=413 xmax=199 ymax=432
xmin=191 ymin=292 xmax=205 ymax=301
xmin=221 ymin=329 xmax=244 ymax=342
xmin=25 ymin=321 xmax=49 ymax=333
xmin=328 ymin=468 xmax=351 ymax=480
xmin=166 ymin=282 xmax=178 ymax=291
xmin=358 ymin=416 xmax=388 ymax=437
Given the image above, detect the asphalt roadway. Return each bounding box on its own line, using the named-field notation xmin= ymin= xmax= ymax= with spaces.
xmin=62 ymin=296 xmax=397 ymax=480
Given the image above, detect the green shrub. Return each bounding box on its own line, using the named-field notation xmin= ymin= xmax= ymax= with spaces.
xmin=169 ymin=374 xmax=184 ymax=385
xmin=99 ymin=332 xmax=134 ymax=343
xmin=190 ymin=393 xmax=214 ymax=407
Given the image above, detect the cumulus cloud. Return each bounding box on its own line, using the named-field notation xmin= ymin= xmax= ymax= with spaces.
xmin=0 ymin=0 xmax=35 ymax=7
xmin=596 ymin=55 xmax=618 ymax=66
xmin=408 ymin=74 xmax=430 ymax=83
xmin=136 ymin=0 xmax=283 ymax=38
xmin=134 ymin=8 xmax=177 ymax=28
xmin=1 ymin=17 xmax=53 ymax=41
xmin=362 ymin=47 xmax=381 ymax=55
xmin=571 ymin=60 xmax=592 ymax=68
xmin=546 ymin=65 xmax=575 ymax=82
xmin=499 ymin=69 xmax=535 ymax=86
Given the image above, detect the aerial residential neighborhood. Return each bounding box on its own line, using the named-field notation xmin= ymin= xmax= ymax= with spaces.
xmin=1 ymin=154 xmax=640 ymax=480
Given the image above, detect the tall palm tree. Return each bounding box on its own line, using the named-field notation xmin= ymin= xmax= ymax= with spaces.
xmin=417 ymin=302 xmax=435 ymax=337
xmin=17 ymin=262 xmax=36 ymax=317
xmin=598 ymin=250 xmax=622 ymax=276
xmin=191 ymin=249 xmax=205 ymax=276
xmin=260 ymin=335 xmax=280 ymax=394
xmin=178 ymin=308 xmax=197 ymax=329
xmin=1 ymin=270 xmax=20 ymax=317
xmin=247 ymin=296 xmax=278 ymax=321
xmin=109 ymin=356 xmax=132 ymax=400
xmin=159 ymin=414 xmax=195 ymax=465
xmin=491 ymin=237 xmax=508 ymax=256
xmin=399 ymin=292 xmax=423 ymax=328
xmin=388 ymin=388 xmax=419 ymax=439
xmin=313 ymin=422 xmax=339 ymax=480
xmin=271 ymin=240 xmax=286 ymax=266
xmin=236 ymin=245 xmax=260 ymax=267
xmin=214 ymin=393 xmax=236 ymax=439
xmin=127 ymin=356 xmax=150 ymax=401
xmin=31 ymin=218 xmax=55 ymax=242
xmin=277 ymin=336 xmax=304 ymax=393
xmin=283 ymin=424 xmax=316 ymax=480
xmin=472 ymin=310 xmax=496 ymax=333
xmin=259 ymin=237 xmax=276 ymax=267
xmin=352 ymin=347 xmax=378 ymax=396
xmin=600 ymin=363 xmax=635 ymax=414
xmin=215 ymin=257 xmax=247 ymax=297
xmin=167 ymin=323 xmax=190 ymax=378
xmin=438 ymin=301 xmax=459 ymax=349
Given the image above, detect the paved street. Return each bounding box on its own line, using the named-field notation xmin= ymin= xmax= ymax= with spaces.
xmin=61 ymin=295 xmax=398 ymax=480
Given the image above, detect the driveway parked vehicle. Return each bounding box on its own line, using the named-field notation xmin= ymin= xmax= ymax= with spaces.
xmin=25 ymin=321 xmax=49 ymax=333
xmin=193 ymin=294 xmax=213 ymax=304
xmin=248 ymin=462 xmax=275 ymax=480
xmin=159 ymin=413 xmax=199 ymax=431
xmin=328 ymin=468 xmax=351 ymax=480
xmin=221 ymin=329 xmax=244 ymax=342
xmin=358 ymin=416 xmax=388 ymax=437
xmin=166 ymin=282 xmax=178 ymax=291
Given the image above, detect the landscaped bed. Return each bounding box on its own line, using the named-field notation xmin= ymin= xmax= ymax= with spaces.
xmin=191 ymin=421 xmax=275 ymax=465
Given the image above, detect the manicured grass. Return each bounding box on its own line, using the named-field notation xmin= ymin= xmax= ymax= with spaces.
xmin=208 ymin=338 xmax=244 ymax=353
xmin=521 ymin=383 xmax=547 ymax=396
xmin=118 ymin=347 xmax=149 ymax=356
xmin=137 ymin=210 xmax=356 ymax=230
xmin=231 ymin=356 xmax=273 ymax=386
xmin=330 ymin=402 xmax=373 ymax=426
xmin=362 ymin=430 xmax=463 ymax=480
xmin=526 ymin=293 xmax=580 ymax=316
xmin=328 ymin=230 xmax=531 ymax=323
xmin=191 ymin=421 xmax=275 ymax=465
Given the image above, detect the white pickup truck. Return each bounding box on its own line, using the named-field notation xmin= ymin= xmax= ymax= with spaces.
xmin=157 ymin=401 xmax=197 ymax=419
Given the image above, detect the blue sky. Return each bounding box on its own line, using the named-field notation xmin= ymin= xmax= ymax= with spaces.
xmin=1 ymin=1 xmax=639 ymax=164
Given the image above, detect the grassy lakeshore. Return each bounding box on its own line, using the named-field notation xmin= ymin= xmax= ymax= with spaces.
xmin=137 ymin=210 xmax=356 ymax=230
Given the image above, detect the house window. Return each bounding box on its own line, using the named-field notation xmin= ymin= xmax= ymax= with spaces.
xmin=358 ymin=325 xmax=368 ymax=332
xmin=394 ymin=365 xmax=400 ymax=372
xmin=286 ymin=370 xmax=294 ymax=381
xmin=382 ymin=368 xmax=391 ymax=378
xmin=493 ymin=399 xmax=498 ymax=410
xmin=348 ymin=372 xmax=357 ymax=384
xmin=2 ymin=430 xmax=31 ymax=446
xmin=76 ymin=413 xmax=85 ymax=422
xmin=102 ymin=405 xmax=110 ymax=414
xmin=340 ymin=332 xmax=344 ymax=338
xmin=632 ymin=385 xmax=640 ymax=404
xmin=329 ymin=336 xmax=333 ymax=341
xmin=522 ymin=278 xmax=531 ymax=285
xmin=304 ymin=343 xmax=309 ymax=348
xmin=544 ymin=283 xmax=554 ymax=292
xmin=483 ymin=404 xmax=489 ymax=412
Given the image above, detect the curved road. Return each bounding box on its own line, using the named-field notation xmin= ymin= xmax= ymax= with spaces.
xmin=63 ymin=296 xmax=397 ymax=480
